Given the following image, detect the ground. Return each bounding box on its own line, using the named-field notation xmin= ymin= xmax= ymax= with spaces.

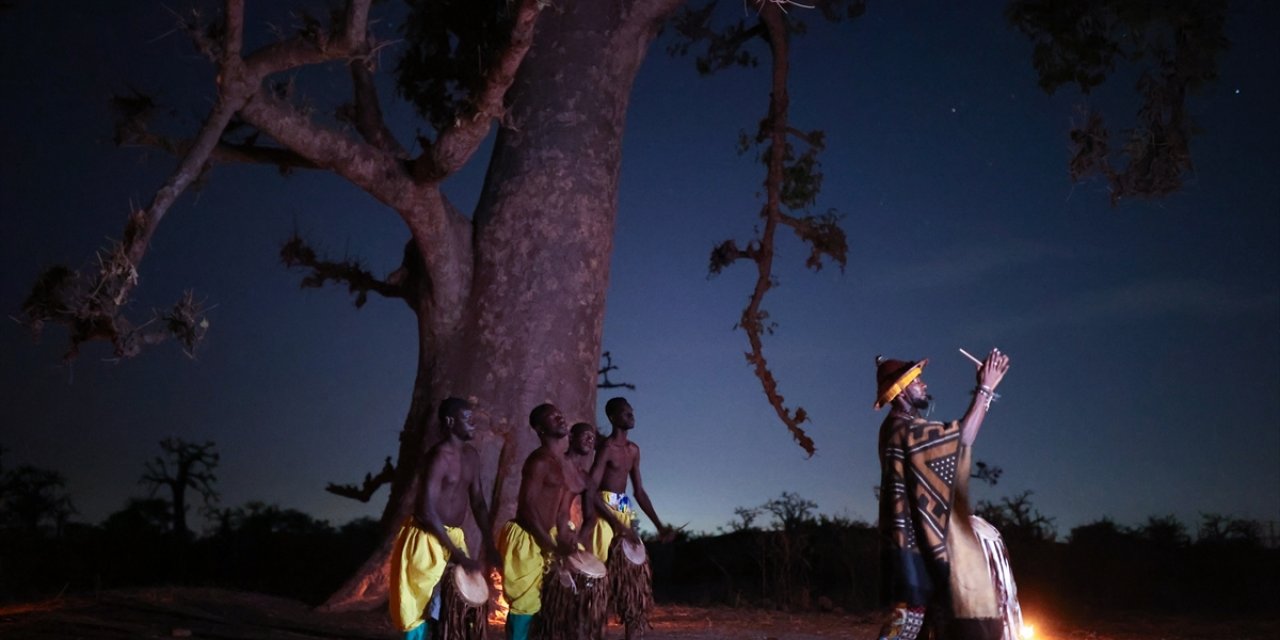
xmin=0 ymin=588 xmax=1276 ymax=639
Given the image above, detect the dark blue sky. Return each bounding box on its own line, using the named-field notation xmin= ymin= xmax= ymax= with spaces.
xmin=2 ymin=2 xmax=1277 ymax=538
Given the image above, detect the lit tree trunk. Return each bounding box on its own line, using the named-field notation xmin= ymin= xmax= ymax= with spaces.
xmin=322 ymin=1 xmax=678 ymax=611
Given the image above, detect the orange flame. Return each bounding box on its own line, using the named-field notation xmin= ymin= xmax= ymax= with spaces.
xmin=488 ymin=568 xmax=509 ymax=625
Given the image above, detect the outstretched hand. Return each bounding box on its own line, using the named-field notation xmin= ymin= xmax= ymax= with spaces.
xmin=976 ymin=348 xmax=1011 ymax=391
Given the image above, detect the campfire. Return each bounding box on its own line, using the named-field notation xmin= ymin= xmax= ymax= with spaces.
xmin=487 ymin=568 xmax=509 ymax=625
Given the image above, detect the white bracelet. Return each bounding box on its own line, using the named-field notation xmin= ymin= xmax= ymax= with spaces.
xmin=974 ymin=385 xmax=999 ymax=409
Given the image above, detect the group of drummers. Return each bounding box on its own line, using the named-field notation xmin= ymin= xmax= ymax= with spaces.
xmin=390 ymin=396 xmax=669 ymax=640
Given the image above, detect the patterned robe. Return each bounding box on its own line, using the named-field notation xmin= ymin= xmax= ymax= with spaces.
xmin=878 ymin=414 xmax=1001 ymax=639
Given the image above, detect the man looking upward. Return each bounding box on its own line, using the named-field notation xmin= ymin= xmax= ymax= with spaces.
xmin=590 ymin=397 xmax=670 ymax=639
xmin=498 ymin=403 xmax=579 ymax=640
xmin=874 ymin=350 xmax=1011 ymax=640
xmin=389 ymin=397 xmax=497 ymax=640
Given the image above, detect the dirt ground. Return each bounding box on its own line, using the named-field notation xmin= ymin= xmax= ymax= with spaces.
xmin=1 ymin=588 xmax=1276 ymax=640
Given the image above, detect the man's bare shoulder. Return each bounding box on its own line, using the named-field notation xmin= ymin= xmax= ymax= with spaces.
xmin=599 ymin=439 xmax=640 ymax=471
xmin=522 ymin=447 xmax=556 ymax=474
xmin=602 ymin=437 xmax=639 ymax=453
xmin=423 ymin=441 xmax=450 ymax=467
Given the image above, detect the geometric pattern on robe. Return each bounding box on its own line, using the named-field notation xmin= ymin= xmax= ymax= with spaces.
xmin=879 ymin=414 xmax=963 ymax=607
xmin=878 ymin=413 xmax=1000 ymax=636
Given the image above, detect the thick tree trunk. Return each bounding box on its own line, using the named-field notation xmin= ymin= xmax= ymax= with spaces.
xmin=321 ymin=2 xmax=675 ymax=611
xmin=461 ymin=0 xmax=662 ymax=533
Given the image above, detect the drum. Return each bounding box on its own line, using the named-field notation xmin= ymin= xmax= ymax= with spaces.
xmin=619 ymin=536 xmax=647 ymax=566
xmin=567 ymin=549 xmax=607 ymax=583
xmin=534 ymin=551 xmax=608 ymax=640
xmin=452 ymin=564 xmax=490 ymax=607
xmin=970 ymin=516 xmax=1025 ymax=640
xmin=439 ymin=563 xmax=489 ymax=640
xmin=605 ymin=536 xmax=653 ymax=630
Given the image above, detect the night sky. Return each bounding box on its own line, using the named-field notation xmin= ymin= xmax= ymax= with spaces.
xmin=2 ymin=2 xmax=1277 ymax=540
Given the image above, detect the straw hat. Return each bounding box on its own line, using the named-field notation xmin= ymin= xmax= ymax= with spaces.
xmin=874 ymin=356 xmax=928 ymax=410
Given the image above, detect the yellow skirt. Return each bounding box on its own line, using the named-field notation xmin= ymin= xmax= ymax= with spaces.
xmin=389 ymin=519 xmax=468 ymax=632
xmin=590 ymin=491 xmax=635 ymax=563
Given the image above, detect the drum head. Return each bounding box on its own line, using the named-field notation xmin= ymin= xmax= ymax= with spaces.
xmin=620 ymin=537 xmax=647 ymax=565
xmin=452 ymin=564 xmax=489 ymax=606
xmin=567 ymin=550 xmax=607 ymax=578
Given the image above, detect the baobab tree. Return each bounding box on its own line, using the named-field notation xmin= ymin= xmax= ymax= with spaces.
xmin=140 ymin=438 xmax=220 ymax=539
xmin=24 ymin=0 xmax=694 ymax=609
xmin=0 ymin=456 xmax=76 ymax=537
xmin=21 ymin=0 xmax=1224 ymax=610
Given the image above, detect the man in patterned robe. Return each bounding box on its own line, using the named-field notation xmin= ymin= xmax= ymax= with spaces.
xmin=875 ymin=350 xmax=1011 ymax=640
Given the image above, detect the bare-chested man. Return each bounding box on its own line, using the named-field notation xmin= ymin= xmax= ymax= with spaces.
xmin=567 ymin=422 xmax=598 ymax=480
xmin=570 ymin=421 xmax=632 ymax=537
xmin=498 ymin=403 xmax=580 ymax=640
xmin=566 ymin=422 xmax=597 ymax=531
xmin=590 ymin=397 xmax=669 ymax=639
xmin=390 ymin=397 xmax=497 ymax=640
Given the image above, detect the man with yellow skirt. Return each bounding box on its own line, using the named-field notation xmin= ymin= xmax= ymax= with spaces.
xmin=500 ymin=403 xmax=579 ymax=640
xmin=390 ymin=398 xmax=497 ymax=640
xmin=588 ymin=397 xmax=672 ymax=640
xmin=391 ymin=522 xmax=470 ymax=638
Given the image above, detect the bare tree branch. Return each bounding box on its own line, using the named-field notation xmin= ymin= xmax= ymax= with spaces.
xmin=343 ymin=53 xmax=408 ymax=157
xmin=118 ymin=119 xmax=323 ymax=173
xmin=684 ymin=2 xmax=852 ymax=456
xmin=342 ymin=0 xmax=372 ymax=45
xmin=20 ymin=2 xmax=262 ymax=359
xmin=325 ymin=456 xmax=395 ymax=503
xmin=124 ymin=20 xmax=252 ymax=268
xmin=224 ymin=0 xmax=244 ymax=60
xmin=737 ymin=3 xmax=816 ymax=456
xmin=597 ymin=351 xmax=637 ymax=391
xmin=777 ymin=209 xmax=847 ymax=271
xmin=280 ymin=233 xmax=408 ymax=307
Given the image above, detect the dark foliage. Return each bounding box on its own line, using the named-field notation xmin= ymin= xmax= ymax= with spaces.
xmin=1006 ymin=0 xmax=1229 ymax=203
xmin=0 ymin=464 xmax=75 ymax=536
xmin=396 ymin=0 xmax=516 ymax=136
xmin=2 ymin=479 xmax=1276 ymax=616
xmin=21 ymin=250 xmax=209 ymax=361
xmin=651 ymin=493 xmax=1277 ymax=618
xmin=0 ymin=497 xmax=380 ymax=606
xmin=976 ymin=490 xmax=1057 ymax=543
xmin=651 ymin=513 xmax=880 ymax=612
xmin=197 ymin=503 xmax=381 ymax=603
